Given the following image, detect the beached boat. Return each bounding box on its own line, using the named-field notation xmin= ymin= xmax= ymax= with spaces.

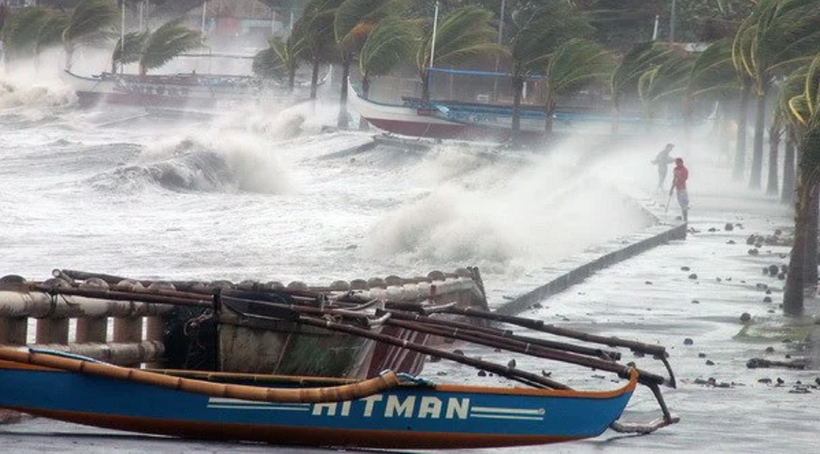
xmin=17 ymin=268 xmax=490 ymax=379
xmin=61 ymin=69 xmax=273 ymax=109
xmin=0 ymin=346 xmax=668 ymax=449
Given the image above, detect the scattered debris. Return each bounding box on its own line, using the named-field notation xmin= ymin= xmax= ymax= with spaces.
xmin=684 ymin=338 xmax=694 ymax=346
xmin=740 ymin=313 xmax=752 ymax=323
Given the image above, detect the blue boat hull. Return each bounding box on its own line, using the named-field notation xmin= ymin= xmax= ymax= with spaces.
xmin=0 ymin=359 xmax=636 ymax=449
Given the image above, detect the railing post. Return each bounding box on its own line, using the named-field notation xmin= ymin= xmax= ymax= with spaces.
xmin=36 ymin=318 xmax=69 ymax=344
xmin=76 ymin=317 xmax=108 ymax=343
xmin=0 ymin=317 xmax=28 ymax=345
xmin=114 ymin=317 xmax=143 ymax=343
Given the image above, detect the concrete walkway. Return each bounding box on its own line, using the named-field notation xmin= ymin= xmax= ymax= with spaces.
xmin=458 ymin=159 xmax=820 ymax=454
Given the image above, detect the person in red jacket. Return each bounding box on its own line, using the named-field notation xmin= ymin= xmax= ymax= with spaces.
xmin=670 ymin=158 xmax=689 ymax=222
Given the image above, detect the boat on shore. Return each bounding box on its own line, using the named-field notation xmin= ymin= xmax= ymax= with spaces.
xmin=0 ymin=268 xmax=490 ymax=379
xmin=0 ymin=300 xmax=678 ymax=449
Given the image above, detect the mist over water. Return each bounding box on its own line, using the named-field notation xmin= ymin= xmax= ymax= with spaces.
xmin=1 ymin=54 xmax=657 ymax=296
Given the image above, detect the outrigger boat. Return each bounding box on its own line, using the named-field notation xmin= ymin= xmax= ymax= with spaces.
xmin=0 ymin=271 xmax=679 ymax=449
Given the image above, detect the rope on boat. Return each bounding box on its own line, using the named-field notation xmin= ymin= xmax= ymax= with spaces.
xmin=0 ymin=346 xmax=400 ymax=404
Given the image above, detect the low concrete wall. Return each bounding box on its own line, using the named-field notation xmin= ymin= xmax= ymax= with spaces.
xmin=497 ymin=222 xmax=687 ymax=315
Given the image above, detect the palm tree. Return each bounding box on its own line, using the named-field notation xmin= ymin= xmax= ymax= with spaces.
xmin=334 ymin=0 xmax=405 ymax=128
xmin=62 ymin=0 xmax=119 ymax=70
xmin=781 ymin=55 xmax=820 ymax=315
xmin=1 ymin=7 xmax=51 ymax=66
xmin=766 ymin=111 xmax=784 ymax=195
xmin=637 ymin=53 xmax=694 ymax=133
xmin=684 ymin=39 xmax=738 ymax=143
xmin=610 ymin=42 xmax=675 ymax=135
xmin=358 ymin=18 xmax=420 ymax=129
xmin=112 ymin=30 xmax=149 ymax=73
xmin=733 ymin=0 xmax=820 ymax=190
xmin=413 ymin=5 xmax=501 ymax=102
xmin=138 ymin=19 xmax=202 ymax=76
xmin=542 ymin=39 xmax=612 ymax=134
xmin=506 ymin=2 xmax=593 ymax=141
xmin=292 ymin=0 xmax=343 ymax=100
xmin=252 ymin=35 xmax=305 ymax=92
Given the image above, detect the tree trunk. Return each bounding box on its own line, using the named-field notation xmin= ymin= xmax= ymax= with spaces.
xmin=749 ymin=91 xmax=766 ymax=189
xmin=782 ymin=132 xmax=796 ymax=205
xmin=784 ymin=169 xmax=813 ymax=316
xmin=734 ymin=82 xmax=750 ymax=180
xmin=806 ymin=183 xmax=819 ymax=287
xmin=766 ymin=125 xmax=780 ymax=195
xmin=358 ymin=76 xmax=370 ymax=131
xmin=288 ymin=66 xmax=296 ymax=93
xmin=421 ymin=70 xmax=430 ymax=102
xmin=611 ymin=99 xmax=620 ymax=136
xmin=544 ymin=96 xmax=555 ymax=134
xmin=310 ymin=56 xmax=320 ymax=100
xmin=511 ymin=76 xmax=523 ymax=143
xmin=683 ymin=97 xmax=693 ymax=145
xmin=337 ymin=59 xmax=350 ymax=129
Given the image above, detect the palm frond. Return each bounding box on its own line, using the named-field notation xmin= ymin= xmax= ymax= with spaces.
xmin=2 ymin=7 xmax=51 ymax=58
xmin=139 ymin=19 xmax=203 ymax=74
xmin=415 ymin=5 xmax=504 ymax=72
xmin=335 ymin=0 xmax=406 ymax=52
xmin=359 ymin=18 xmax=420 ymax=78
xmin=63 ymin=0 xmax=119 ymax=44
xmin=544 ymin=39 xmax=613 ymax=98
xmin=35 ymin=12 xmax=70 ymax=54
xmin=113 ymin=30 xmax=149 ymax=70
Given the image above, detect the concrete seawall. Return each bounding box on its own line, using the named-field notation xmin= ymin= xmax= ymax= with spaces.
xmin=496 ymin=222 xmax=688 ymax=315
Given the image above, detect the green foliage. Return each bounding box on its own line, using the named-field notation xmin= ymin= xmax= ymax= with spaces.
xmin=36 ymin=12 xmax=70 ymax=54
xmin=638 ymin=52 xmax=694 ymax=118
xmin=610 ymin=42 xmax=675 ymax=107
xmin=252 ymin=35 xmax=305 ymax=81
xmin=335 ymin=0 xmax=406 ymax=55
xmin=544 ymin=38 xmax=613 ymax=103
xmin=139 ymin=18 xmax=202 ymax=75
xmin=687 ymin=39 xmax=738 ymax=100
xmin=414 ymin=5 xmax=503 ymax=74
xmin=112 ymin=30 xmax=149 ymax=71
xmin=359 ymin=18 xmax=421 ymax=80
xmin=63 ymin=0 xmax=118 ymax=46
xmin=292 ymin=0 xmax=344 ymax=63
xmin=2 ymin=7 xmax=51 ymax=59
xmin=507 ymin=1 xmax=594 ymax=77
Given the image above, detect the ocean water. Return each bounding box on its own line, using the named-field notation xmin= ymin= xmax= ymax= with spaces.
xmin=5 ymin=67 xmax=815 ymax=454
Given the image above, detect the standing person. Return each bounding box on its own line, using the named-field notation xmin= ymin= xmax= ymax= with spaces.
xmin=670 ymin=157 xmax=689 ymax=222
xmin=651 ymin=143 xmax=675 ymax=190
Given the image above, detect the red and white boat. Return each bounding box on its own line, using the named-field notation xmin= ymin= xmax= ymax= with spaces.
xmin=350 ymin=89 xmax=547 ymax=143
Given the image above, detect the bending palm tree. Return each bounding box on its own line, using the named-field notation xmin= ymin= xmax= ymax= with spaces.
xmin=542 ymin=39 xmax=612 ymax=134
xmin=358 ymin=18 xmax=420 ymax=129
xmin=62 ymin=0 xmax=119 ymax=70
xmin=112 ymin=30 xmax=149 ymax=73
xmin=252 ymin=35 xmax=305 ymax=92
xmin=413 ymin=5 xmax=501 ymax=102
xmin=291 ymin=0 xmax=343 ymax=100
xmin=138 ymin=19 xmax=202 ymax=76
xmin=637 ymin=53 xmax=694 ymax=133
xmin=610 ymin=42 xmax=674 ymax=135
xmin=1 ymin=7 xmax=50 ymax=67
xmin=781 ymin=55 xmax=820 ymax=315
xmin=684 ymin=39 xmax=738 ymax=142
xmin=334 ymin=0 xmax=405 ymax=128
xmin=733 ymin=0 xmax=820 ymax=189
xmin=506 ymin=2 xmax=592 ymax=141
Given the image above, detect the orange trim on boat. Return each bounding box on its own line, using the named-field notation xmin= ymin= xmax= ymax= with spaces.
xmin=435 ymin=368 xmax=638 ymax=398
xmin=0 ymin=346 xmax=399 ymax=404
xmin=0 ymin=359 xmax=57 ymax=372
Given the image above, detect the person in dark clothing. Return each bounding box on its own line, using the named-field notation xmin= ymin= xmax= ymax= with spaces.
xmin=652 ymin=143 xmax=675 ymax=190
